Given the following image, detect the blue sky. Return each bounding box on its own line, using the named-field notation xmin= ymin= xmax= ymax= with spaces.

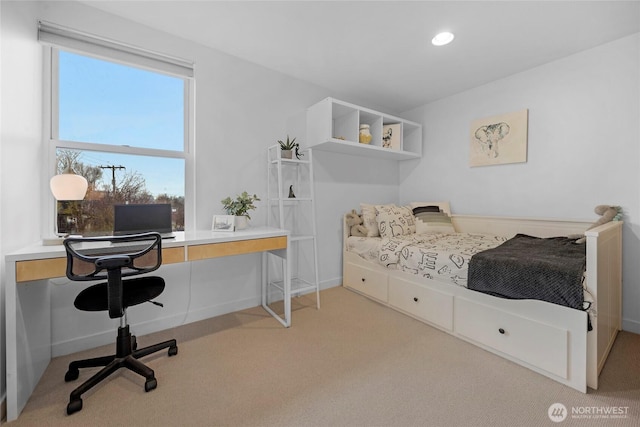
xmin=58 ymin=51 xmax=185 ymax=197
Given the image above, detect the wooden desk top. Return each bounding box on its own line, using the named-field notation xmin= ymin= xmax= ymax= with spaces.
xmin=7 ymin=227 xmax=288 ymax=283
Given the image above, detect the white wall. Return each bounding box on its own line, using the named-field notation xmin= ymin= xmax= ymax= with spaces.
xmin=1 ymin=0 xmax=46 ymax=400
xmin=400 ymin=33 xmax=640 ymax=333
xmin=312 ymin=150 xmax=400 ymax=281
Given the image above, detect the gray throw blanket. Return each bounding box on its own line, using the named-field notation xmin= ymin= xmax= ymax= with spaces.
xmin=468 ymin=234 xmax=587 ymax=311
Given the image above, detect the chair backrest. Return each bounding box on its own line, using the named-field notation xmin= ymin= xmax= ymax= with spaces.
xmin=64 ymin=232 xmax=163 ymax=318
xmin=64 ymin=232 xmax=163 ymax=280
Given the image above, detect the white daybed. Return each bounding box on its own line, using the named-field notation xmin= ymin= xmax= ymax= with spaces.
xmin=342 ymin=202 xmax=622 ymax=392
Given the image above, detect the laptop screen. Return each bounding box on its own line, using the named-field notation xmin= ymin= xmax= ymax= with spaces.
xmin=113 ymin=204 xmax=173 ymax=235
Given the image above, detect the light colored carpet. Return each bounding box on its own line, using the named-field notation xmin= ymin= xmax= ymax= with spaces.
xmin=8 ymin=286 xmax=640 ymax=426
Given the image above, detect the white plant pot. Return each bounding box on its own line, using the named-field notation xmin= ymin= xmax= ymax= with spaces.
xmin=281 ymin=149 xmax=293 ymax=159
xmin=235 ymin=215 xmax=249 ymax=230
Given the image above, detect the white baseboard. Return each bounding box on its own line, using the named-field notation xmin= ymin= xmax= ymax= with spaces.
xmin=322 ymin=277 xmax=343 ymax=289
xmin=622 ymin=318 xmax=640 ymax=335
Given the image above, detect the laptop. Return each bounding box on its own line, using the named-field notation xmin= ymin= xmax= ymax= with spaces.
xmin=113 ymin=203 xmax=175 ymax=239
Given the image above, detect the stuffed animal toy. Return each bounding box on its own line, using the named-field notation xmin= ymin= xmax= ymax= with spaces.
xmin=346 ymin=209 xmax=368 ymax=237
xmin=573 ymin=205 xmax=622 ymax=243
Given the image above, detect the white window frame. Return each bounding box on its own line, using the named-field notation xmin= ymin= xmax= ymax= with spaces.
xmin=40 ymin=23 xmax=195 ymax=236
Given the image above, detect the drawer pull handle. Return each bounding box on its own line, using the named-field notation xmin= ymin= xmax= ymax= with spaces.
xmin=498 ymin=328 xmax=505 ymax=335
xmin=413 ymin=297 xmax=419 ymax=302
xmin=361 ymin=277 xmax=365 ymax=282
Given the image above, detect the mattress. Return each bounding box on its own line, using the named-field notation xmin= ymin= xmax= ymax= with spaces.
xmin=347 ymin=232 xmax=508 ymax=288
xmin=346 ymin=232 xmax=594 ymax=311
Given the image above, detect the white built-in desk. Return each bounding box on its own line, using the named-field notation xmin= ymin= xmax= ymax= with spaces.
xmin=4 ymin=227 xmax=290 ymax=421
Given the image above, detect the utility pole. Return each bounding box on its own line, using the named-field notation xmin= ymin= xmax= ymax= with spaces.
xmin=99 ymin=165 xmax=126 ymax=195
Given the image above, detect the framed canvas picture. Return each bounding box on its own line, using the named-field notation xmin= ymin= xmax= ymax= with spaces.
xmin=382 ymin=123 xmax=402 ymax=150
xmin=469 ymin=109 xmax=528 ymax=167
xmin=212 ymin=215 xmax=235 ymax=231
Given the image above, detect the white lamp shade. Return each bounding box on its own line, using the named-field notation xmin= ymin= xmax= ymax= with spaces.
xmin=50 ymin=173 xmax=88 ymax=201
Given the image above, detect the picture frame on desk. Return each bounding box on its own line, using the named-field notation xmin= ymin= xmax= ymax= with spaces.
xmin=212 ymin=215 xmax=235 ymax=231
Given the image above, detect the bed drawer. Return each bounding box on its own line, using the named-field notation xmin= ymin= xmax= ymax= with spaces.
xmin=455 ymin=298 xmax=568 ymax=379
xmin=389 ymin=276 xmax=453 ymax=331
xmin=344 ymin=262 xmax=388 ymax=302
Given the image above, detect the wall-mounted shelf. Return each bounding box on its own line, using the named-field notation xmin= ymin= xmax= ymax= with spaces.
xmin=304 ymin=97 xmax=422 ymax=160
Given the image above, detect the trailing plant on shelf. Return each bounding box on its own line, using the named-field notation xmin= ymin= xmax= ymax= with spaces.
xmin=221 ymin=191 xmax=260 ymax=220
xmin=278 ymin=135 xmax=303 ymax=159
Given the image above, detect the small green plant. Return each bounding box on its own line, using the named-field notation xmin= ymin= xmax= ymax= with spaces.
xmin=278 ymin=135 xmax=297 ymax=150
xmin=221 ymin=191 xmax=260 ymax=219
xmin=278 ymin=135 xmax=303 ymax=159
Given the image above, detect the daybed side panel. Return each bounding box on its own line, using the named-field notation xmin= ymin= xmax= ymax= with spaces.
xmin=585 ymin=221 xmax=623 ymax=389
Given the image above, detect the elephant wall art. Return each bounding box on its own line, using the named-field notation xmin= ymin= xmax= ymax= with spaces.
xmin=469 ymin=109 xmax=528 ymax=167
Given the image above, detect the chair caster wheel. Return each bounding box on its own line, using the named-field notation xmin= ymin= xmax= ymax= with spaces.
xmin=67 ymin=398 xmax=82 ymax=415
xmin=168 ymin=345 xmax=178 ymax=357
xmin=65 ymin=369 xmax=79 ymax=382
xmin=145 ymin=378 xmax=157 ymax=392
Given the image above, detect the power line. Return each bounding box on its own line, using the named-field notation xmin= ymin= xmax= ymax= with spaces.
xmin=99 ymin=165 xmax=126 ymax=194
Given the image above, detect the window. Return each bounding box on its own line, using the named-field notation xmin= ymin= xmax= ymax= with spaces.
xmin=58 ymin=51 xmax=185 ymax=151
xmin=41 ymin=22 xmax=193 ymax=236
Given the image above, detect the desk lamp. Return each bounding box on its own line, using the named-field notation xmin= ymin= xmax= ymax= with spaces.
xmin=50 ymin=169 xmax=88 ymax=201
xmin=43 ymin=169 xmax=88 ymax=245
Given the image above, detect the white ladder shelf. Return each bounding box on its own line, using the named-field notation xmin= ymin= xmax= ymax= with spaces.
xmin=266 ymin=145 xmax=320 ymax=315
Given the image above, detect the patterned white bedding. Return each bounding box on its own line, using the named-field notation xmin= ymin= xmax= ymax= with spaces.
xmin=346 ymin=233 xmax=508 ymax=288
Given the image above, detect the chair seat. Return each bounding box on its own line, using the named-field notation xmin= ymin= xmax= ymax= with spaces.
xmin=74 ymin=276 xmax=165 ymax=312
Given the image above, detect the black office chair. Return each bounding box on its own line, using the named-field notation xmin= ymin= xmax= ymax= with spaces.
xmin=63 ymin=232 xmax=178 ymax=415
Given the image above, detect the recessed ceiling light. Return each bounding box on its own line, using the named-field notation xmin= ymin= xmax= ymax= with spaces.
xmin=432 ymin=32 xmax=455 ymax=46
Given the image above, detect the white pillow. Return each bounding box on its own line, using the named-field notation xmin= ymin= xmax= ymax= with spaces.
xmin=375 ymin=204 xmax=415 ymax=238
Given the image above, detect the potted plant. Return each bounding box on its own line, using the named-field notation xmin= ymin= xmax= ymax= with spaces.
xmin=278 ymin=135 xmax=303 ymax=159
xmin=221 ymin=191 xmax=260 ymax=229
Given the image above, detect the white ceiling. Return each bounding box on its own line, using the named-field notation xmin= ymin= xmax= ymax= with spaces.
xmin=81 ymin=1 xmax=640 ymax=113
